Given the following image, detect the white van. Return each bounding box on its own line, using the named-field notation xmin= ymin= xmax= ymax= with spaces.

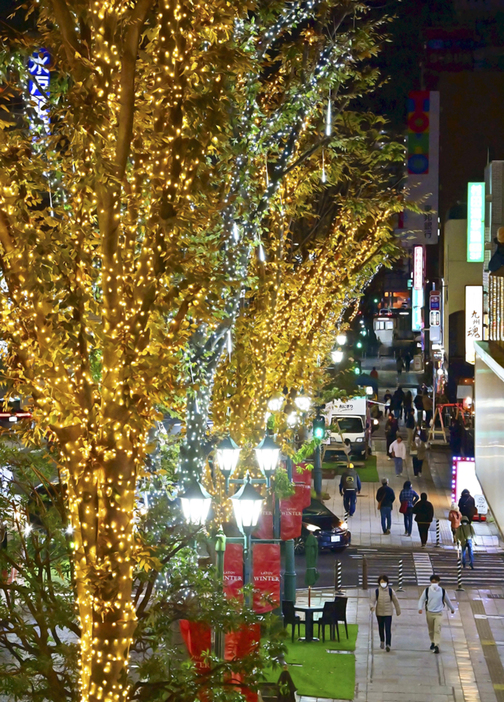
xmin=324 ymin=397 xmax=368 ymax=458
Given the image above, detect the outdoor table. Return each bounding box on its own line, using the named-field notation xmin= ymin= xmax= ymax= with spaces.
xmin=294 ymin=605 xmax=325 ymax=642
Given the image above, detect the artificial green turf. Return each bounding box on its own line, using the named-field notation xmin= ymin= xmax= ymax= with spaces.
xmin=264 ymin=625 xmax=357 ymax=700
xmin=322 ymin=455 xmax=379 ymax=482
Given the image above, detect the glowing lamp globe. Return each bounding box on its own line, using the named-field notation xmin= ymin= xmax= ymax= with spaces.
xmin=295 ymin=395 xmax=311 ymax=412
xmin=215 ymin=435 xmax=241 ymax=481
xmin=254 ymin=434 xmax=281 ymax=480
xmin=267 ymin=396 xmax=284 ymax=412
xmin=332 ymin=349 xmax=344 ymax=364
xmin=179 ymin=480 xmax=212 ymax=526
xmin=336 ymin=334 xmax=347 ymax=346
xmin=286 ymin=412 xmax=298 ymax=428
xmin=365 ymin=386 xmax=374 ymax=396
xmin=230 ymin=477 xmax=263 ymax=534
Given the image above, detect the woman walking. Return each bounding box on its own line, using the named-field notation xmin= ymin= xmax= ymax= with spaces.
xmin=370 ymin=575 xmax=401 ymax=652
xmin=448 ymin=502 xmax=462 ymax=543
xmin=399 ymin=480 xmax=419 ymax=536
xmin=413 ymin=427 xmax=427 ymax=477
xmin=412 ymin=492 xmax=434 ymax=547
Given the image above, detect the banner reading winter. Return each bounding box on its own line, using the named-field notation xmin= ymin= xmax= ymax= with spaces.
xmin=280 ymin=485 xmax=305 ymax=540
xmin=179 ymin=620 xmax=212 ymax=672
xmin=252 ymin=495 xmax=273 ymax=540
xmin=223 ymin=542 xmax=244 ymax=600
xmin=294 ymin=462 xmax=312 ymax=508
xmin=252 ymin=543 xmax=281 ymax=613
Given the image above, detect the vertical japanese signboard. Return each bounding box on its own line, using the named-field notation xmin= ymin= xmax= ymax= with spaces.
xmin=467 ymin=182 xmax=485 ymax=262
xmin=412 ymin=245 xmax=424 ymax=332
xmin=403 ymin=91 xmax=440 ymax=245
xmin=465 ymin=286 xmax=483 ymax=364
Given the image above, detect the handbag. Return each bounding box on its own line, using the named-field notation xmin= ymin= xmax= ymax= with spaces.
xmin=399 ymin=500 xmax=409 ymax=514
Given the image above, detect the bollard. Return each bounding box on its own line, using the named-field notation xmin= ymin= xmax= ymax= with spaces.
xmin=334 ymin=559 xmax=344 ymax=595
xmin=435 ymin=519 xmax=441 ymax=547
xmin=456 ymin=555 xmax=464 ymax=591
xmin=344 ymin=509 xmax=349 ymax=524
xmin=362 ymin=556 xmax=368 ymax=590
xmin=397 ymin=558 xmax=404 ymax=592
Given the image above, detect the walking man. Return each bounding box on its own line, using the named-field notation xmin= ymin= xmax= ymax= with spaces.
xmin=455 ymin=516 xmax=476 ymax=569
xmin=376 ymin=478 xmax=395 ymax=535
xmin=418 ymin=574 xmax=455 ymax=654
xmin=339 ymin=463 xmax=361 ymax=517
xmin=389 ymin=434 xmax=406 ymax=476
xmin=412 ymin=492 xmax=434 ymax=547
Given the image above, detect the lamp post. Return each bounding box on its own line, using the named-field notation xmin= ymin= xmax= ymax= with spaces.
xmin=230 ymin=476 xmax=264 ymax=592
xmin=332 ymin=348 xmax=344 ymax=364
xmin=179 ymin=479 xmax=212 ymax=527
xmin=215 ymin=435 xmax=241 ymax=492
xmin=254 ymin=434 xmax=281 ymax=488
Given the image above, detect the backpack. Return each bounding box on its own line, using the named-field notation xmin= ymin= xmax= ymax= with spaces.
xmin=425 ymin=586 xmax=445 ymax=606
xmin=376 ymin=587 xmax=393 ymax=601
xmin=342 ymin=472 xmax=356 ymax=490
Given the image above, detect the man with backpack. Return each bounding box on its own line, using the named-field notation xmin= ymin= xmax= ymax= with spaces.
xmin=339 ymin=463 xmax=361 ymax=517
xmin=418 ymin=574 xmax=455 ymax=654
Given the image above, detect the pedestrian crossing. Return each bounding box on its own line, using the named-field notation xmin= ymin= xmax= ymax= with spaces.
xmin=351 ymin=548 xmax=504 ymax=588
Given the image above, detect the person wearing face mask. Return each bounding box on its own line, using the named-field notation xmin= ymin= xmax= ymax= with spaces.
xmin=370 ymin=575 xmax=401 ymax=652
xmin=418 ymin=574 xmax=455 ymax=654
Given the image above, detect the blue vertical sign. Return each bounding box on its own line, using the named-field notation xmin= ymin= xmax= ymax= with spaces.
xmin=27 ymin=50 xmax=51 ymax=133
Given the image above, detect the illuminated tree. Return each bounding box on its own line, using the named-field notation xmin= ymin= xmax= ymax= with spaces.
xmin=211 ymin=111 xmax=404 ymax=445
xmin=0 ymin=1 xmax=383 ymax=699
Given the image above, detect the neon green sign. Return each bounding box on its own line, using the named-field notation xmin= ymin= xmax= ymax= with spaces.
xmin=467 ymin=182 xmax=485 ymax=262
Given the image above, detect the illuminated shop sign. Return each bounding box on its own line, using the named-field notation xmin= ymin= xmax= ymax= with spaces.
xmin=465 ymin=285 xmax=483 ymax=364
xmin=467 ymin=182 xmax=485 ymax=263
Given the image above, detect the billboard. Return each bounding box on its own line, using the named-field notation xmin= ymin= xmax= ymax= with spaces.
xmin=403 ymin=91 xmax=440 ymax=245
xmin=465 ymin=285 xmax=483 ymax=364
xmin=467 ymin=182 xmax=485 ymax=262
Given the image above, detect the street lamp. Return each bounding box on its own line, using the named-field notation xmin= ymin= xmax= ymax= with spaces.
xmin=286 ymin=411 xmax=298 ymax=428
xmin=230 ymin=476 xmax=264 ymax=590
xmin=215 ymin=435 xmax=241 ymax=491
xmin=254 ymin=434 xmax=281 ymax=487
xmin=336 ymin=334 xmax=347 ymax=346
xmin=267 ymin=396 xmax=284 ymax=412
xmin=332 ymin=348 xmax=344 ymax=364
xmin=179 ymin=480 xmax=212 ymax=526
xmin=294 ymin=394 xmax=311 ymax=413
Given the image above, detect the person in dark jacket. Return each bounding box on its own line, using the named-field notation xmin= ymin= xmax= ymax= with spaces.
xmin=399 ymin=480 xmax=419 ymax=536
xmin=412 ymin=492 xmax=434 ymax=547
xmin=414 ymin=392 xmax=424 ymax=424
xmin=458 ymin=489 xmax=477 ymax=523
xmin=376 ymin=478 xmax=395 ymax=535
xmin=339 ymin=464 xmax=362 ymax=517
xmin=385 ymin=415 xmax=399 ymax=458
xmin=384 ymin=389 xmax=392 ymax=416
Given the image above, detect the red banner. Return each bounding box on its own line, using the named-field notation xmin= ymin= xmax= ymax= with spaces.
xmin=280 ymin=485 xmax=305 ymax=541
xmin=252 ymin=543 xmax=281 ymax=613
xmin=252 ymin=495 xmax=273 ymax=540
xmin=179 ymin=620 xmax=212 ymax=672
xmin=223 ymin=543 xmax=244 ymax=600
xmin=294 ymin=462 xmax=312 ymax=508
xmin=225 ymin=624 xmax=261 ymax=702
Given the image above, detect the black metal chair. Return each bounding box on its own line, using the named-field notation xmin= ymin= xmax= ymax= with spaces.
xmin=282 ymin=601 xmax=301 ymax=642
xmin=317 ymin=601 xmax=339 ymax=642
xmin=333 ymin=596 xmax=349 ymax=638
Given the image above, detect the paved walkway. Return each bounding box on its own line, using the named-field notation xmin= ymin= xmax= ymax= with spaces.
xmin=295 ymin=370 xmax=504 ymax=702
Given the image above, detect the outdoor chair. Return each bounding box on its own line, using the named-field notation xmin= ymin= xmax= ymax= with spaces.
xmin=317 ymin=601 xmax=339 ymax=642
xmin=333 ymin=596 xmax=349 ymax=638
xmin=282 ymin=601 xmax=301 ymax=642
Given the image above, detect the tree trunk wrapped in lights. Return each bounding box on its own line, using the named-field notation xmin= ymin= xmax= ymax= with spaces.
xmin=0 ymin=1 xmax=389 ymax=699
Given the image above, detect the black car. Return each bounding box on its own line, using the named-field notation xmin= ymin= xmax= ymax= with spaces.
xmin=295 ymin=498 xmax=351 ymax=553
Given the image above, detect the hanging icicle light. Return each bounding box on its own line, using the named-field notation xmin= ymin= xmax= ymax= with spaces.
xmin=258 ymin=242 xmax=266 ymax=262
xmin=326 ymin=88 xmax=332 ymax=137
xmin=321 ymin=148 xmax=326 ymax=183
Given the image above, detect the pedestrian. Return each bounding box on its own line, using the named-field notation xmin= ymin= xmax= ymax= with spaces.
xmin=413 ymin=391 xmax=424 ymax=425
xmin=422 ymin=391 xmax=433 ymax=427
xmin=403 ymin=389 xmax=413 ymax=414
xmin=455 ymin=516 xmax=476 ymax=569
xmin=390 ymin=391 xmax=402 ymax=421
xmin=370 ymin=366 xmax=379 ymax=380
xmin=399 ymin=480 xmax=419 ymax=536
xmin=339 ymin=463 xmax=361 ymax=517
xmin=376 ymin=477 xmax=395 ymax=535
xmin=405 ymin=408 xmax=415 ymax=450
xmin=412 ymin=492 xmax=434 ymax=547
xmin=449 ymin=418 xmax=462 ymax=456
xmin=385 ymin=414 xmax=398 ymax=458
xmin=383 ymin=389 xmax=392 ymax=416
xmin=448 ymin=502 xmax=461 ymax=543
xmin=412 ymin=428 xmax=427 ymax=477
xmin=396 ymin=354 xmax=404 ymax=376
xmin=389 ymin=434 xmax=406 ymax=476
xmin=404 ymin=351 xmax=412 ymax=372
xmin=370 ymin=575 xmax=401 ymax=652
xmin=458 ymin=489 xmax=477 ymax=523
xmin=418 ymin=574 xmax=455 ymax=654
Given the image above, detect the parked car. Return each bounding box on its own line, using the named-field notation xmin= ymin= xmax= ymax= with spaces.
xmin=295 ymin=498 xmax=351 ymax=553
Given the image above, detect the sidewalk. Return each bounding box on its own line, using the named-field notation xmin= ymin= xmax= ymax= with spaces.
xmin=294 ymin=408 xmax=504 ymax=702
